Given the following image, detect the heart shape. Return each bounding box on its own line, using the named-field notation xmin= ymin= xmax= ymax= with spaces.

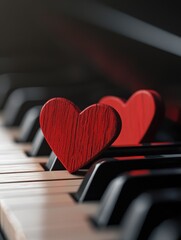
xmin=40 ymin=98 xmax=121 ymax=173
xmin=99 ymin=90 xmax=164 ymax=146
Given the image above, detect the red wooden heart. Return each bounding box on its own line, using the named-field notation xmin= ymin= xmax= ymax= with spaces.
xmin=99 ymin=90 xmax=164 ymax=146
xmin=40 ymin=98 xmax=121 ymax=173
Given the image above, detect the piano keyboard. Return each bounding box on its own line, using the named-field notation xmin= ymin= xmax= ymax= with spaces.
xmin=1 ymin=1 xmax=181 ymax=239
xmin=2 ymin=86 xmax=181 ymax=240
xmin=0 ymin=99 xmax=181 ymax=240
xmin=1 ymin=82 xmax=181 ymax=240
xmin=0 ymin=110 xmax=120 ymax=240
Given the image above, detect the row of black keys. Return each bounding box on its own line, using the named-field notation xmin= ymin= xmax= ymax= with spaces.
xmin=1 ymin=81 xmax=181 ymax=240
xmin=1 ymin=72 xmax=181 ymax=142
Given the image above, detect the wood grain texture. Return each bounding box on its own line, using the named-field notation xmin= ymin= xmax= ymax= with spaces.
xmin=40 ymin=98 xmax=121 ymax=173
xmin=99 ymin=90 xmax=164 ymax=146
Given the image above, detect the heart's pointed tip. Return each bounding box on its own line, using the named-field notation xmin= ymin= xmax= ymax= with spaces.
xmin=67 ymin=167 xmax=80 ymax=174
xmin=67 ymin=169 xmax=74 ymax=174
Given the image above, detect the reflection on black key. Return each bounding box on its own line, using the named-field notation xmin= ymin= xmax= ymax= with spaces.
xmin=3 ymin=87 xmax=46 ymax=126
xmin=74 ymin=156 xmax=181 ymax=202
xmin=121 ymin=189 xmax=181 ymax=240
xmin=92 ymin=169 xmax=181 ymax=227
xmin=102 ymin=143 xmax=181 ymax=158
xmin=148 ymin=217 xmax=181 ymax=240
xmin=45 ymin=152 xmax=65 ymax=171
xmin=16 ymin=106 xmax=41 ymax=143
xmin=27 ymin=128 xmax=51 ymax=156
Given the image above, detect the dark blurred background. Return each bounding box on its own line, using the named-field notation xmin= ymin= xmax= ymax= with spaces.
xmin=0 ymin=0 xmax=181 ymax=139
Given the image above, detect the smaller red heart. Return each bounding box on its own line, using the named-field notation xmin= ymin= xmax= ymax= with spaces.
xmin=40 ymin=98 xmax=121 ymax=173
xmin=99 ymin=90 xmax=164 ymax=146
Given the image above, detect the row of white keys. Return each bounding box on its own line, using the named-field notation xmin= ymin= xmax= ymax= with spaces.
xmin=0 ymin=118 xmax=48 ymax=170
xmin=0 ymin=114 xmax=120 ymax=239
xmin=1 ymin=198 xmax=118 ymax=240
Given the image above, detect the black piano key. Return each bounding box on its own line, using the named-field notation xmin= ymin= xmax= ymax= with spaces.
xmin=0 ymin=66 xmax=106 ymax=109
xmin=148 ymin=217 xmax=181 ymax=240
xmin=45 ymin=152 xmax=65 ymax=171
xmin=43 ymin=142 xmax=181 ymax=173
xmin=121 ymin=189 xmax=181 ymax=240
xmin=0 ymin=69 xmax=90 ymax=109
xmin=0 ymin=231 xmax=6 ymax=240
xmin=27 ymin=128 xmax=51 ymax=157
xmin=15 ymin=106 xmax=41 ymax=143
xmin=102 ymin=142 xmax=181 ymax=158
xmin=73 ymin=155 xmax=181 ymax=202
xmin=92 ymin=169 xmax=181 ymax=227
xmin=2 ymin=82 xmax=109 ymax=127
xmin=3 ymin=87 xmax=66 ymax=126
xmin=0 ymin=72 xmax=61 ymax=109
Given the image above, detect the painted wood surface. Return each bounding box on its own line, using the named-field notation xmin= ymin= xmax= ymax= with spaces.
xmin=40 ymin=98 xmax=121 ymax=173
xmin=99 ymin=90 xmax=164 ymax=146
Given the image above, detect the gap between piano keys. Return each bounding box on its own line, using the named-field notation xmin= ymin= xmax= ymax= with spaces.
xmin=0 ymin=94 xmax=180 ymax=240
xmin=0 ymin=112 xmax=120 ymax=240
